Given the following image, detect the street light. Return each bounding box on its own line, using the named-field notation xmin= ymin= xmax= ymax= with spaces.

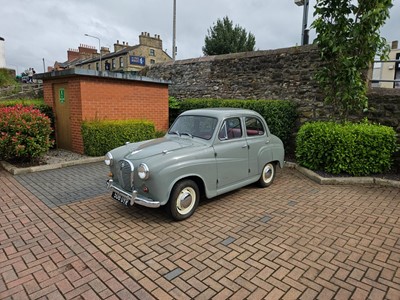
xmin=294 ymin=0 xmax=310 ymax=45
xmin=84 ymin=33 xmax=102 ymax=71
xmin=172 ymin=0 xmax=177 ymax=60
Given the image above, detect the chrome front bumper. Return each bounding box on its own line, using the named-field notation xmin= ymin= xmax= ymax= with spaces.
xmin=106 ymin=179 xmax=161 ymax=208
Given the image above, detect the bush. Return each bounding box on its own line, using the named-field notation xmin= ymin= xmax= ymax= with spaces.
xmin=0 ymin=99 xmax=55 ymax=147
xmin=0 ymin=99 xmax=54 ymax=121
xmin=177 ymin=99 xmax=297 ymax=147
xmin=169 ymin=97 xmax=182 ymax=127
xmin=81 ymin=120 xmax=156 ymax=156
xmin=0 ymin=105 xmax=53 ymax=161
xmin=296 ymin=121 xmax=398 ymax=176
xmin=0 ymin=69 xmax=17 ymax=87
xmin=155 ymin=130 xmax=167 ymax=138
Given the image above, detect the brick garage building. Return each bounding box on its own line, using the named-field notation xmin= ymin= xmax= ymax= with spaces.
xmin=37 ymin=69 xmax=169 ymax=154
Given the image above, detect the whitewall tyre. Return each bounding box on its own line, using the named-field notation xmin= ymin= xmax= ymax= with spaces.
xmin=258 ymin=162 xmax=276 ymax=187
xmin=169 ymin=179 xmax=199 ymax=221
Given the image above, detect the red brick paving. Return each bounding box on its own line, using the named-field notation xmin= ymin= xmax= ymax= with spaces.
xmin=0 ymin=170 xmax=152 ymax=300
xmin=1 ymin=168 xmax=400 ymax=299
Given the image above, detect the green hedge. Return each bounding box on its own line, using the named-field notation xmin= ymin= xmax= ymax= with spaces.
xmin=177 ymin=99 xmax=297 ymax=147
xmin=81 ymin=120 xmax=156 ymax=156
xmin=296 ymin=121 xmax=398 ymax=176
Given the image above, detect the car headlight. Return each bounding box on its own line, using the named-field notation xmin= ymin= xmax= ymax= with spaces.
xmin=104 ymin=152 xmax=113 ymax=166
xmin=138 ymin=163 xmax=150 ymax=180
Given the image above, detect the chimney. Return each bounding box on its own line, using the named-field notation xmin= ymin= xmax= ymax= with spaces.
xmin=101 ymin=47 xmax=110 ymax=56
xmin=78 ymin=44 xmax=98 ymax=59
xmin=139 ymin=32 xmax=163 ymax=49
xmin=67 ymin=48 xmax=79 ymax=61
xmin=392 ymin=40 xmax=398 ymax=50
xmin=114 ymin=40 xmax=128 ymax=52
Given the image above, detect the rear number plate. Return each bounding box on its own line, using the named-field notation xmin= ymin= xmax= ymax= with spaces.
xmin=112 ymin=191 xmax=130 ymax=206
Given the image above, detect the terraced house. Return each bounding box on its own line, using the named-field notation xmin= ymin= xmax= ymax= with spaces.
xmin=52 ymin=32 xmax=172 ymax=73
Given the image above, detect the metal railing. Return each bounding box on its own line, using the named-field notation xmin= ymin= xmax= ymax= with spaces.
xmin=371 ymin=59 xmax=400 ymax=87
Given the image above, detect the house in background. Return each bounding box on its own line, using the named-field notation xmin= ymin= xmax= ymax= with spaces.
xmin=51 ymin=32 xmax=172 ymax=73
xmin=372 ymin=40 xmax=400 ymax=88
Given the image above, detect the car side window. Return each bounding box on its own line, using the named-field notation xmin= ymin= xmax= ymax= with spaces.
xmin=218 ymin=118 xmax=242 ymax=140
xmin=245 ymin=117 xmax=265 ymax=136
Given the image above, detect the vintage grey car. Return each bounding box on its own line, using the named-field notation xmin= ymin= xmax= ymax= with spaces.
xmin=105 ymin=108 xmax=284 ymax=220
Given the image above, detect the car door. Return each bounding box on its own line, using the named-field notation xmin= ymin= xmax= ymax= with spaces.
xmin=245 ymin=116 xmax=272 ymax=177
xmin=213 ymin=117 xmax=249 ymax=190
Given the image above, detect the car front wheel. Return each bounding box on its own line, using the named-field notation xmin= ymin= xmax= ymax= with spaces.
xmin=168 ymin=179 xmax=199 ymax=221
xmin=258 ymin=162 xmax=276 ymax=187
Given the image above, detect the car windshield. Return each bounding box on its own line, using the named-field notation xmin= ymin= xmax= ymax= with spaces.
xmin=169 ymin=115 xmax=218 ymax=140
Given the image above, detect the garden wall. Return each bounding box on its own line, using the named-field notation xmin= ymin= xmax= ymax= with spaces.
xmin=143 ymin=44 xmax=400 ymax=135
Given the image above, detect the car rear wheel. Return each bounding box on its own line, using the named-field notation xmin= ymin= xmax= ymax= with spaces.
xmin=168 ymin=179 xmax=199 ymax=221
xmin=258 ymin=162 xmax=276 ymax=187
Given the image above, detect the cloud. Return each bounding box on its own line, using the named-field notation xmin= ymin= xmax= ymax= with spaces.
xmin=0 ymin=0 xmax=398 ymax=74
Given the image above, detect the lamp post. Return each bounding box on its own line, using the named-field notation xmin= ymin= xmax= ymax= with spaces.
xmin=172 ymin=0 xmax=177 ymax=60
xmin=294 ymin=0 xmax=310 ymax=45
xmin=84 ymin=33 xmax=102 ymax=71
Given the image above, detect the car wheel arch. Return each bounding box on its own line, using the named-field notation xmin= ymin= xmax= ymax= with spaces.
xmin=167 ymin=175 xmax=206 ymax=204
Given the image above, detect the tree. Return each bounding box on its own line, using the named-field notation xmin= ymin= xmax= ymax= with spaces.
xmin=202 ymin=16 xmax=256 ymax=56
xmin=312 ymin=0 xmax=393 ymax=119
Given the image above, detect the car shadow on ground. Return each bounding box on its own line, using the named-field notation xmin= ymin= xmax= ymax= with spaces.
xmin=106 ymin=188 xmax=246 ymax=224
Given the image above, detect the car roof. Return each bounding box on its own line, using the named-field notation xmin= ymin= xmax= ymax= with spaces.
xmin=180 ymin=108 xmax=262 ymax=119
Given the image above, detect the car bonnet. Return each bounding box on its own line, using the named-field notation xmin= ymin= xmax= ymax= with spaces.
xmin=124 ymin=137 xmax=200 ymax=160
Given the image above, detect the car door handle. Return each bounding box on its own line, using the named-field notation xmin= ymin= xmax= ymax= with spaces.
xmin=242 ymin=144 xmax=248 ymax=148
xmin=266 ymin=140 xmax=270 ymax=144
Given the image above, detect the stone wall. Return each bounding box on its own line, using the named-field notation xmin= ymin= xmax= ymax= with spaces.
xmin=144 ymin=45 xmax=320 ymax=102
xmin=366 ymin=88 xmax=400 ymax=133
xmin=144 ymin=45 xmax=325 ymax=125
xmin=143 ymin=44 xmax=400 ymax=136
xmin=0 ymin=83 xmax=43 ymax=100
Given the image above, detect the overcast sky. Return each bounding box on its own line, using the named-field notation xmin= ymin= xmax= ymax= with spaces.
xmin=1 ymin=0 xmax=399 ymax=75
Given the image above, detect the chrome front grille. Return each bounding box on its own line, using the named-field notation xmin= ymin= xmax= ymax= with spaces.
xmin=117 ymin=159 xmax=134 ymax=191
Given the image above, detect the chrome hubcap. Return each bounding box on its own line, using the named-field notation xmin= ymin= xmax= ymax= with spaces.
xmin=180 ymin=192 xmax=192 ymax=209
xmin=263 ymin=164 xmax=273 ymax=183
xmin=177 ymin=187 xmax=196 ymax=215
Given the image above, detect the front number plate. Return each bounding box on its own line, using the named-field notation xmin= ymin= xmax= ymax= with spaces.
xmin=112 ymin=191 xmax=131 ymax=206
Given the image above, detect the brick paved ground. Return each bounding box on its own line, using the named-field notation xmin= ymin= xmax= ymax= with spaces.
xmin=14 ymin=163 xmax=109 ymax=207
xmin=1 ymin=164 xmax=400 ymax=299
